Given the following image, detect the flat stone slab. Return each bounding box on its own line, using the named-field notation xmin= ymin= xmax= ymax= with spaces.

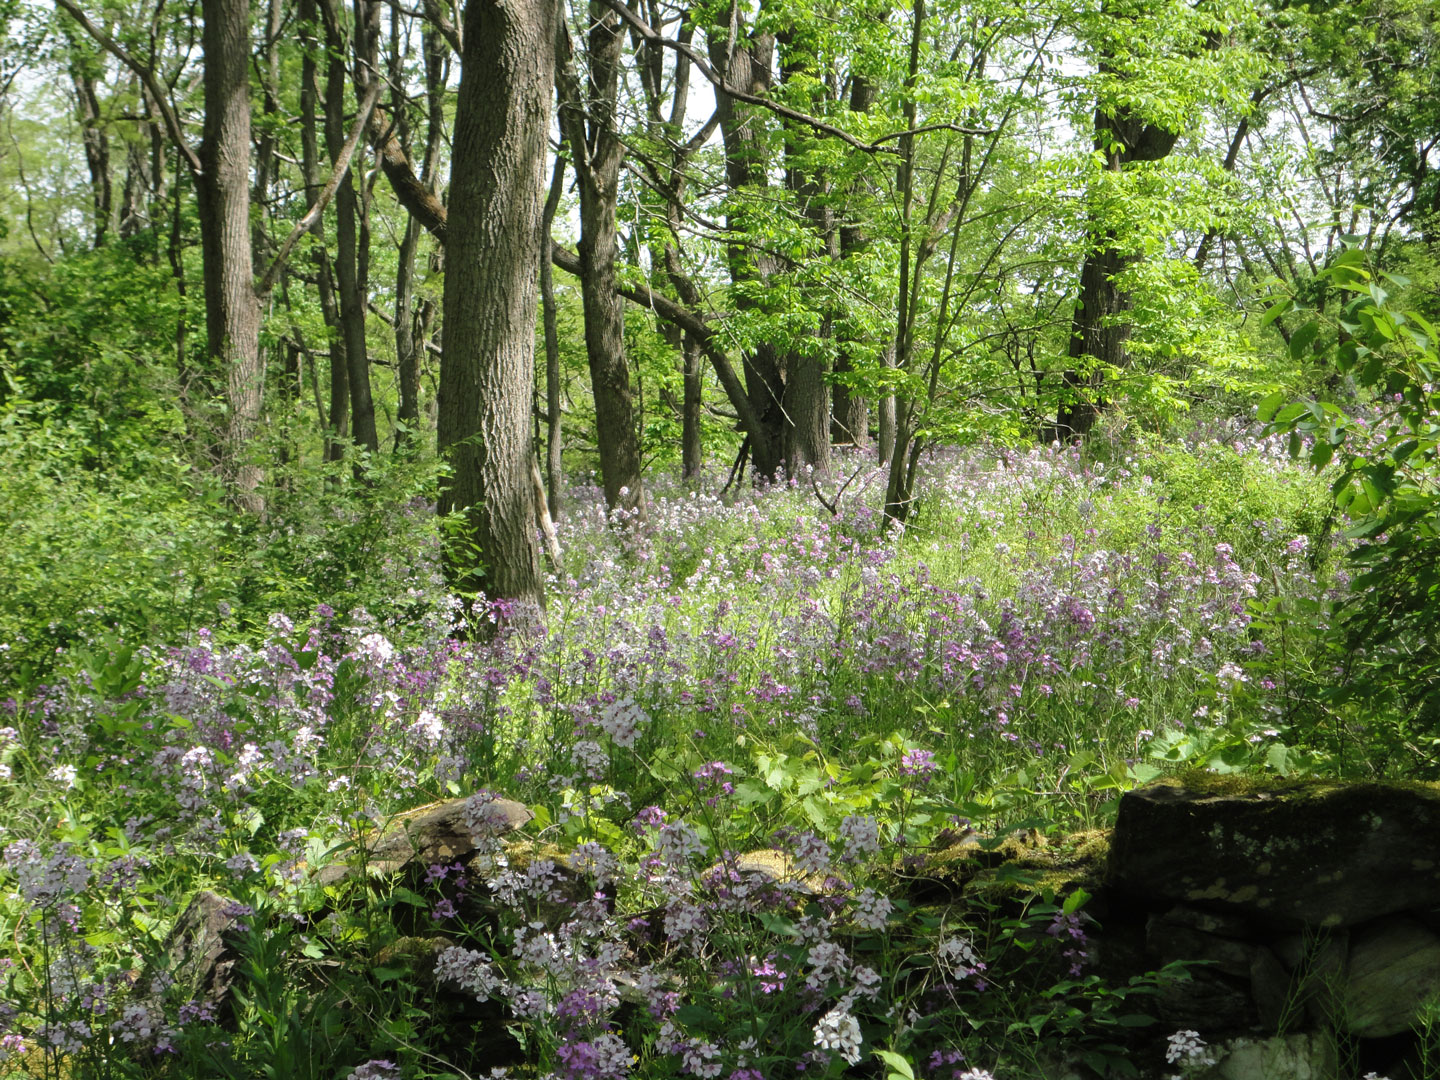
xmin=1107 ymin=777 xmax=1440 ymax=928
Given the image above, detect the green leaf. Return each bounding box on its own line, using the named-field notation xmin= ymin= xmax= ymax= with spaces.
xmin=1063 ymin=888 xmax=1091 ymax=915
xmin=874 ymin=1051 xmax=915 ymax=1080
xmin=1288 ymin=320 xmax=1320 ymax=361
xmin=1116 ymin=1013 xmax=1157 ymax=1027
xmin=1259 ymin=299 xmax=1292 ymax=328
xmin=674 ymin=1005 xmax=723 ymax=1032
xmin=1256 ymin=390 xmax=1285 ymax=423
xmin=1274 ymin=402 xmax=1308 ymax=425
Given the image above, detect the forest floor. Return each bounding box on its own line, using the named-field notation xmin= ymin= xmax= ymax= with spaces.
xmin=0 ymin=433 xmax=1353 ymax=1080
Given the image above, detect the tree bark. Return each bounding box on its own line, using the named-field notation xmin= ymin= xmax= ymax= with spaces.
xmin=832 ymin=73 xmax=877 ymax=448
xmin=708 ymin=17 xmax=786 ymax=481
xmin=68 ymin=52 xmax=112 ymax=247
xmin=778 ymin=28 xmax=833 ymax=479
xmin=300 ymin=0 xmax=349 ymax=460
xmin=1048 ymin=104 xmax=1178 ymax=442
xmin=199 ymin=0 xmax=264 ymax=512
xmin=390 ymin=7 xmax=426 ymax=446
xmin=557 ymin=5 xmax=644 ymax=520
xmin=321 ymin=0 xmax=379 ymax=453
xmin=438 ymin=0 xmax=554 ymax=611
xmin=681 ymin=332 xmax=703 ymax=480
xmin=540 ymin=152 xmax=566 ymax=519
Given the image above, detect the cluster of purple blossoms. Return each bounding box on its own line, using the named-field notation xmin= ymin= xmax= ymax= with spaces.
xmin=899 ymin=748 xmax=939 ymax=781
xmin=692 ymin=761 xmax=735 ymax=804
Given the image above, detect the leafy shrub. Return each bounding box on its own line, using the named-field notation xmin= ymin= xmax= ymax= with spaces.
xmin=1263 ymin=246 xmax=1440 ymax=771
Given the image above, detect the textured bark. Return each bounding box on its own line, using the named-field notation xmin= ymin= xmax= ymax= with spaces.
xmin=390 ymin=8 xmax=428 ymax=446
xmin=832 ymin=73 xmax=877 ymax=448
xmin=321 ymin=0 xmax=378 ymax=453
xmin=253 ymin=0 xmax=283 ymax=251
xmin=876 ymin=383 xmax=896 ymax=465
xmin=394 ymin=218 xmax=421 ymax=440
xmin=1048 ymin=105 xmax=1179 ymax=441
xmin=881 ymin=0 xmax=922 ymax=499
xmin=558 ymin=6 xmax=644 ymax=519
xmin=709 ymin=19 xmax=786 ymax=481
xmin=438 ymin=0 xmax=553 ymax=610
xmin=363 ymin=93 xmax=776 ymax=474
xmin=540 ymin=153 xmax=566 ymax=519
xmin=681 ymin=332 xmax=703 ymax=480
xmin=300 ymin=0 xmax=349 ymax=459
xmin=1050 ymin=245 xmax=1132 ymax=441
xmin=778 ymin=30 xmax=833 ymax=479
xmin=199 ymin=0 xmax=264 ymax=512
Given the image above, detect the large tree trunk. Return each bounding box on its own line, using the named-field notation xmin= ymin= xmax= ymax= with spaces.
xmin=438 ymin=0 xmax=553 ymax=611
xmin=199 ymin=0 xmax=264 ymax=513
xmin=1048 ymin=92 xmax=1180 ymax=441
xmin=709 ymin=20 xmax=786 ymax=481
xmin=321 ymin=0 xmax=379 ymax=453
xmin=1050 ymin=244 xmax=1132 ymax=441
xmin=778 ymin=30 xmax=834 ymax=479
xmin=300 ymin=0 xmax=349 ymax=460
xmin=832 ymin=73 xmax=877 ymax=449
xmin=558 ymin=5 xmax=644 ymax=520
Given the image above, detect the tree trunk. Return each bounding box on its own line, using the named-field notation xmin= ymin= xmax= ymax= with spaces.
xmin=300 ymin=0 xmax=349 ymax=460
xmin=199 ymin=0 xmax=264 ymax=513
xmin=1049 ymin=245 xmax=1131 ymax=441
xmin=540 ymin=153 xmax=566 ymax=519
xmin=118 ymin=84 xmax=155 ymax=239
xmin=438 ymin=0 xmax=554 ymax=611
xmin=876 ymin=386 xmax=896 ymax=465
xmin=778 ymin=29 xmax=834 ymax=479
xmin=832 ymin=73 xmax=877 ymax=448
xmin=322 ymin=0 xmax=379 ymax=453
xmin=391 ymin=5 xmax=421 ymax=447
xmin=682 ymin=332 xmax=703 ymax=480
xmin=69 ymin=56 xmax=112 ymax=247
xmin=882 ymin=0 xmax=923 ymax=503
xmin=558 ymin=5 xmax=644 ymax=520
xmin=709 ymin=19 xmax=786 ymax=481
xmin=1048 ymin=92 xmax=1179 ymax=441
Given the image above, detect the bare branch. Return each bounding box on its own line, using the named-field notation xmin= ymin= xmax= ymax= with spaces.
xmin=54 ymin=0 xmax=203 ymax=178
xmin=257 ymin=79 xmax=382 ymax=296
xmin=597 ymin=0 xmax=989 ymax=156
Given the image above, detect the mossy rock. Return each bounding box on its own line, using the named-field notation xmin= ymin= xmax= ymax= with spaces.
xmin=1108 ymin=775 xmax=1440 ymax=928
xmin=314 ymin=794 xmax=532 ymax=887
xmin=899 ymin=827 xmax=1110 ymax=906
xmin=373 ymin=934 xmax=455 ymax=980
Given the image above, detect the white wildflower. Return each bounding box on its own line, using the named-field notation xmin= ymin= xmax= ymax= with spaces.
xmin=813 ymin=1006 xmax=863 ymax=1065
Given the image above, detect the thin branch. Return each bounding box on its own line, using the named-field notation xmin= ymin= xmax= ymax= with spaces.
xmin=597 ymin=0 xmax=989 ymax=156
xmin=257 ymin=79 xmax=382 ymax=296
xmin=54 ymin=0 xmax=203 ymax=178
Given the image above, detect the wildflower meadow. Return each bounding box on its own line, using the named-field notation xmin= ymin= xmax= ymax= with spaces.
xmin=3 ymin=431 xmax=1389 ymax=1080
